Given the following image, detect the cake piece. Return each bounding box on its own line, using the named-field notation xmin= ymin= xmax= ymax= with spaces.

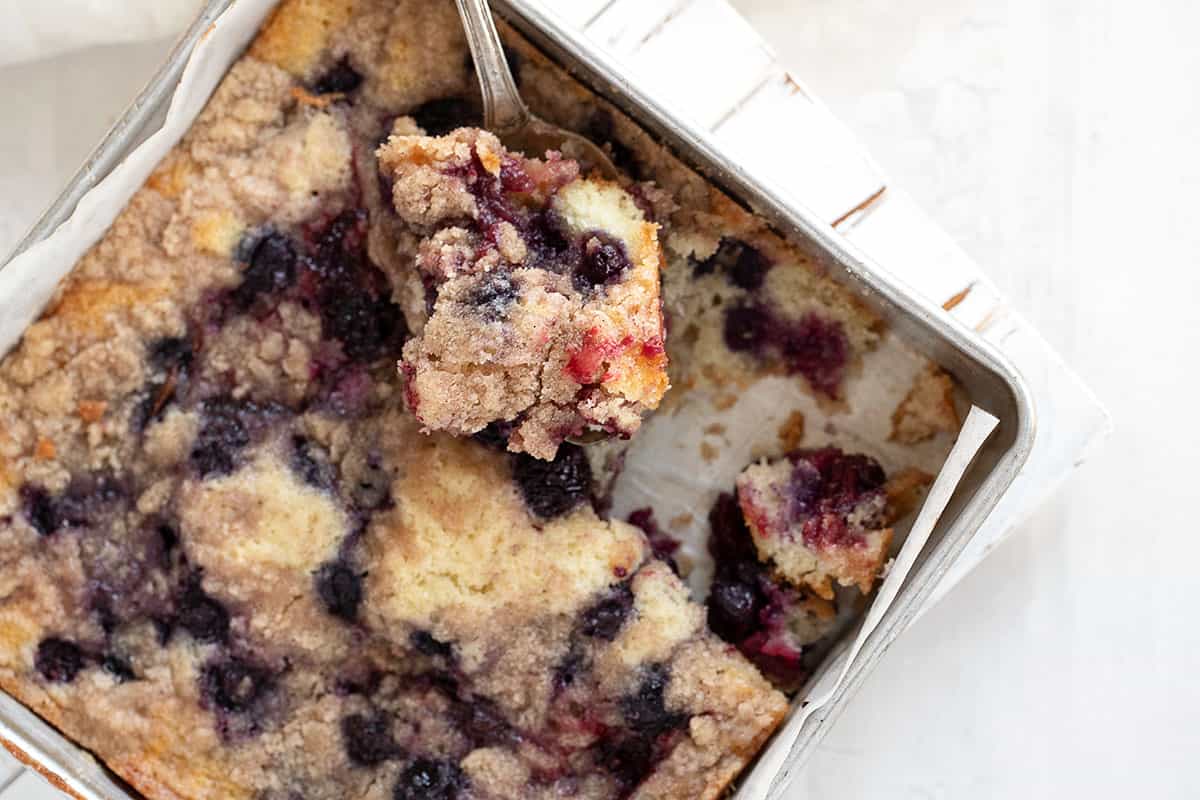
xmin=379 ymin=126 xmax=669 ymax=460
xmin=736 ymin=448 xmax=895 ymax=599
xmin=704 ymin=449 xmax=929 ymax=689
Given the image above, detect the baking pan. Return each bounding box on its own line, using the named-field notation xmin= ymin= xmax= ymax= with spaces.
xmin=0 ymin=1 xmax=1035 ymax=797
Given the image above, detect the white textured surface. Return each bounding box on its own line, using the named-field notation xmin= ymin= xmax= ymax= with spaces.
xmin=1 ymin=0 xmax=1185 ymax=797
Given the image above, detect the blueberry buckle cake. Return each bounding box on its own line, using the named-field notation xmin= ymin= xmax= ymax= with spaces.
xmin=379 ymin=126 xmax=668 ymax=460
xmin=0 ymin=0 xmax=963 ymax=797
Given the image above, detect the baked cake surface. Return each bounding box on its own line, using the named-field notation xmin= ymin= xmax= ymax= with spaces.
xmin=379 ymin=127 xmax=668 ymax=460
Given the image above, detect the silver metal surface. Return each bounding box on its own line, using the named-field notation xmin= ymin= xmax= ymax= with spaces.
xmin=0 ymin=1 xmax=1034 ymax=797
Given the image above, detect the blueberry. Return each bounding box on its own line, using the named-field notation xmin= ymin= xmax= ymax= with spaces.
xmin=787 ymin=460 xmax=825 ymax=517
xmin=20 ymin=485 xmax=58 ymax=536
xmin=316 ymin=561 xmax=363 ymax=621
xmin=722 ymin=303 xmax=771 ymax=354
xmin=511 ymin=444 xmax=592 ymax=519
xmin=230 ymin=231 xmax=297 ymax=312
xmin=341 ymin=712 xmax=400 ymax=766
xmin=176 ymin=579 xmax=230 ymax=644
xmin=580 ymin=582 xmax=634 ymax=641
xmin=320 ymin=288 xmax=405 ymax=363
xmin=409 ymin=630 xmax=453 ymax=659
xmin=291 ymin=435 xmax=335 ymax=491
xmin=620 ymin=664 xmax=685 ymax=737
xmin=101 ymin=653 xmax=136 ymax=683
xmin=189 ymin=398 xmax=252 ymax=478
xmin=148 ymin=336 xmax=194 ymax=373
xmin=596 ymin=733 xmax=655 ymax=792
xmin=523 ymin=211 xmax=573 ymax=269
xmin=202 ymin=657 xmax=273 ymax=713
xmin=407 ymin=97 xmax=480 ymax=136
xmin=466 ymin=270 xmax=517 ymax=321
xmin=393 ymin=758 xmax=469 ymax=800
xmin=53 ymin=473 xmax=124 ymax=531
xmin=35 ymin=637 xmax=86 ymax=683
xmin=454 ymin=697 xmax=512 ymax=746
xmin=777 ymin=313 xmax=849 ymax=396
xmin=573 ymin=232 xmax=630 ymax=291
xmin=312 ymin=57 xmax=363 ymax=95
xmin=706 ymin=577 xmax=760 ymax=641
xmin=694 ymin=239 xmax=771 ymax=290
xmin=706 ymin=492 xmax=756 ymax=564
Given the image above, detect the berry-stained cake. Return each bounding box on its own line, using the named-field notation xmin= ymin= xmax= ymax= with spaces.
xmin=379 ymin=127 xmax=668 ymax=460
xmin=705 ymin=449 xmax=930 ymax=690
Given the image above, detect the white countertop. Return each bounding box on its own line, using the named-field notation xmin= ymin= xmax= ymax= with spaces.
xmin=0 ymin=0 xmax=1195 ymax=797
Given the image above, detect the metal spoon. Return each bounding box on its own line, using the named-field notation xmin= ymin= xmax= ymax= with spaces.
xmin=455 ymin=0 xmax=621 ymax=180
xmin=456 ymin=0 xmax=629 ymax=447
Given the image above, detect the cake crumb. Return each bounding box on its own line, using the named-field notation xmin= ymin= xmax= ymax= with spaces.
xmin=891 ymin=366 xmax=960 ymax=443
xmin=34 ymin=438 xmax=56 ymax=460
xmin=700 ymin=441 xmax=719 ymax=462
xmin=776 ymin=410 xmax=806 ymax=450
xmin=883 ymin=467 xmax=934 ymax=522
xmin=668 ymin=513 xmax=693 ymax=530
xmin=702 ymin=422 xmax=725 ymax=436
xmin=78 ymin=400 xmax=107 ymax=423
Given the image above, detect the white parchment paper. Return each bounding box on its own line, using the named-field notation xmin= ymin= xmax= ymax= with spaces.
xmin=0 ymin=2 xmax=1000 ymax=798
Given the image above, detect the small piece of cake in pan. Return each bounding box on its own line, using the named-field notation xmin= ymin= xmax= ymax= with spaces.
xmin=379 ymin=126 xmax=669 ymax=460
xmin=705 ymin=448 xmax=930 ymax=689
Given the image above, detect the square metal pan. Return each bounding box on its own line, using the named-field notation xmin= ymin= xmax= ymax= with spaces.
xmin=0 ymin=1 xmax=1035 ymax=797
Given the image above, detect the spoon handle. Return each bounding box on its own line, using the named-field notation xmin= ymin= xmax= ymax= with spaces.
xmin=455 ymin=0 xmax=529 ymax=133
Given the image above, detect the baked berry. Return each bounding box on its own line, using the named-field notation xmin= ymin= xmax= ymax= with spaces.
xmin=596 ymin=733 xmax=655 ymax=793
xmin=620 ymin=664 xmax=685 ymax=736
xmin=190 ymin=398 xmax=252 ymax=478
xmin=778 ymin=313 xmax=849 ymax=397
xmin=706 ymin=577 xmax=760 ymax=641
xmin=466 ymin=270 xmax=517 ymax=321
xmin=316 ymin=561 xmax=363 ymax=621
xmin=202 ymin=657 xmax=273 ymax=713
xmin=574 ymin=232 xmax=631 ymax=290
xmin=35 ymin=637 xmax=86 ymax=683
xmin=409 ymin=630 xmax=453 ymax=659
xmin=20 ymin=485 xmax=58 ymax=536
xmin=176 ymin=579 xmax=231 ymax=644
xmin=580 ymin=582 xmax=634 ymax=641
xmin=230 ymin=231 xmax=296 ymax=311
xmin=511 ymin=444 xmax=592 ymax=519
xmin=722 ymin=303 xmax=771 ymax=354
xmin=454 ymin=697 xmax=512 ymax=746
xmin=341 ymin=712 xmax=400 ymax=766
xmin=393 ymin=758 xmax=468 ymax=800
xmin=101 ymin=654 xmax=136 ymax=683
xmin=312 ymin=57 xmax=363 ymax=95
xmin=694 ymin=239 xmax=772 ymax=290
